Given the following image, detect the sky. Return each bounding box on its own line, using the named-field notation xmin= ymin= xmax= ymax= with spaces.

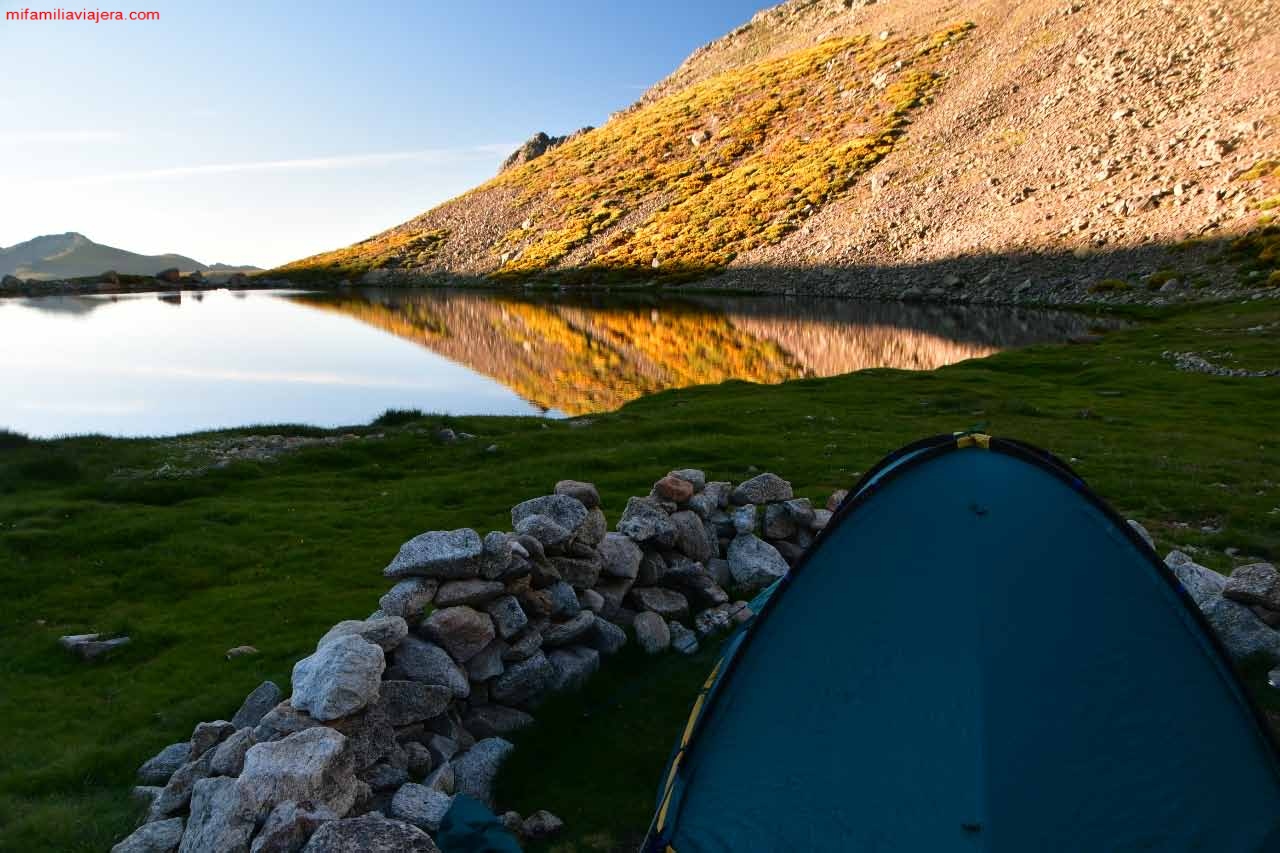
xmin=0 ymin=0 xmax=768 ymax=268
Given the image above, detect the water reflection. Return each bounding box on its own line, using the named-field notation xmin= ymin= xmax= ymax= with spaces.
xmin=293 ymin=289 xmax=1102 ymax=416
xmin=0 ymin=287 xmax=1102 ymax=437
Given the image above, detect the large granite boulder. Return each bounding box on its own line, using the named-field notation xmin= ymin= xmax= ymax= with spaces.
xmin=138 ymin=742 xmax=191 ymax=785
xmin=378 ymin=579 xmax=437 ymax=622
xmin=727 ymin=534 xmax=788 ymax=595
xmin=231 ymin=682 xmax=283 ymax=730
xmin=318 ymin=616 xmax=408 ymax=652
xmin=250 ymin=801 xmax=336 ymax=853
xmin=617 ymin=497 xmax=676 ymax=548
xmin=453 ymin=738 xmax=514 ymax=806
xmin=238 ymin=728 xmax=358 ymax=817
xmin=383 ymin=529 xmax=485 ymax=580
xmin=511 ymin=495 xmax=588 ymax=537
xmin=731 ymin=473 xmax=793 ymax=505
xmin=391 ymin=637 xmax=470 ymax=698
xmin=290 ymin=634 xmax=385 ymax=721
xmin=111 ymin=818 xmax=185 ymax=853
xmin=490 ymin=652 xmax=555 ymax=706
xmin=177 ymin=776 xmax=256 ymax=853
xmin=377 ymin=681 xmax=451 ymax=726
xmin=389 ymin=783 xmax=453 ymax=833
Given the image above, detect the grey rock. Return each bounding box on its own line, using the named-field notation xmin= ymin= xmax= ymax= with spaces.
xmin=514 ymin=514 xmax=572 ymax=548
xmin=421 ymin=606 xmax=495 ymax=664
xmin=550 ymin=549 xmax=603 ymax=589
xmin=811 ymin=509 xmax=833 ymax=530
xmin=595 ymin=577 xmax=636 ymax=611
xmin=762 ymin=503 xmax=796 ymax=539
xmin=319 ymin=616 xmax=408 ymax=652
xmin=383 ymin=529 xmax=484 ymax=580
xmin=502 ymin=628 xmax=543 ymax=662
xmin=727 ymin=534 xmax=789 ymax=595
xmin=362 ymin=762 xmax=409 ymax=791
xmin=637 ymin=550 xmax=667 ymax=586
xmin=435 ymin=579 xmax=505 ymax=608
xmin=554 ymin=479 xmax=600 ymax=509
xmin=424 ymin=759 xmax=456 ymax=794
xmin=617 ymin=497 xmax=677 ymax=548
xmin=668 ymin=469 xmax=707 ymax=491
xmin=548 ymin=646 xmax=600 ymax=692
xmin=577 ymin=508 xmax=608 ymax=547
xmin=59 ymin=632 xmax=131 ymax=661
xmin=1127 ymin=519 xmax=1156 ymax=551
xmin=210 ymin=728 xmax=256 ymax=777
xmin=465 ymin=639 xmax=508 ymax=682
xmin=190 ymin=721 xmax=237 ymax=758
xmin=239 ymin=728 xmax=358 ymax=817
xmin=706 ymin=558 xmax=731 ymax=588
xmin=112 ymin=817 xmax=185 ymax=853
xmin=671 ymin=510 xmax=717 ymax=562
xmin=290 ymin=634 xmax=385 ymax=721
xmin=546 ymin=581 xmax=581 ymax=619
xmin=543 ymin=611 xmax=595 ymax=647
xmin=300 ymin=814 xmax=439 ymax=852
xmin=378 ymin=579 xmax=437 ymax=622
xmin=453 ymin=738 xmax=515 ymax=806
xmin=599 ymin=533 xmax=642 ymax=579
xmin=1225 ymin=563 xmax=1280 ymax=610
xmin=485 ymin=595 xmax=528 ymax=640
xmin=463 ymin=705 xmax=535 ymax=739
xmin=731 ymin=504 xmax=757 ymax=535
xmin=578 ymin=588 xmax=605 ymax=613
xmin=139 ymin=742 xmax=191 ymax=785
xmin=633 ymin=612 xmax=670 ymax=654
xmin=150 ymin=749 xmax=213 ymax=819
xmin=731 ymin=473 xmax=793 ymax=505
xmin=521 ymin=810 xmax=564 ymax=841
xmin=178 ymin=776 xmax=255 ymax=853
xmin=377 ymin=681 xmax=451 ymax=727
xmin=490 ymin=652 xmax=555 ymax=706
xmin=694 ymin=605 xmax=734 ymax=637
xmin=481 ymin=531 xmax=517 ymax=580
xmin=583 ymin=614 xmax=627 ymax=655
xmin=390 ymin=783 xmax=454 ymax=833
xmin=782 ymin=498 xmax=814 ymax=532
xmin=773 ymin=539 xmax=806 ymax=566
xmin=250 ymin=801 xmax=337 ymax=853
xmin=421 ymin=734 xmax=455 ymax=766
xmin=1166 ymin=551 xmax=1227 ymax=607
xmin=132 ymin=786 xmax=164 ymax=809
xmin=629 ymin=587 xmax=690 ymax=623
xmin=1200 ymin=595 xmax=1280 ymax=662
xmin=669 ymin=621 xmax=700 ymax=655
xmin=252 ymin=702 xmax=323 ymax=743
xmin=232 ymin=682 xmax=283 ymax=730
xmin=825 ymin=489 xmax=849 ymax=511
xmin=511 ymin=495 xmax=588 ymax=537
xmin=400 ymin=743 xmax=432 ymax=778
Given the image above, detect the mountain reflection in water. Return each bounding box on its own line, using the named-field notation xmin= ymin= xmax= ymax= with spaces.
xmin=293 ymin=289 xmax=1101 ymax=416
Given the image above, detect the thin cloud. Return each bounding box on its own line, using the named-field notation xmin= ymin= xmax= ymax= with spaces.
xmin=0 ymin=129 xmax=126 ymax=144
xmin=40 ymin=145 xmax=518 ymax=187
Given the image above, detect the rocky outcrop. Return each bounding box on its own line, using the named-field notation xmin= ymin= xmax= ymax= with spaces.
xmin=116 ymin=469 xmax=832 ymax=851
xmin=498 ymin=129 xmax=593 ymax=174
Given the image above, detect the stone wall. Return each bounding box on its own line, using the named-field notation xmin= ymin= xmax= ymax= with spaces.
xmin=113 ymin=469 xmax=837 ymax=853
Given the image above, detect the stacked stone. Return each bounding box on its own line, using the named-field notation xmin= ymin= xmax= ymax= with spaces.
xmin=115 ymin=471 xmax=825 ymax=853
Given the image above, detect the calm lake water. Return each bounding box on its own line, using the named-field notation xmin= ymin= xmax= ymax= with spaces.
xmin=0 ymin=288 xmax=1100 ymax=438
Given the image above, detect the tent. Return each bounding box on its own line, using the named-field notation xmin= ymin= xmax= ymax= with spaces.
xmin=644 ymin=434 xmax=1280 ymax=852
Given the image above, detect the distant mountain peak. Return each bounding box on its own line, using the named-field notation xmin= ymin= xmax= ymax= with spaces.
xmin=0 ymin=233 xmax=257 ymax=281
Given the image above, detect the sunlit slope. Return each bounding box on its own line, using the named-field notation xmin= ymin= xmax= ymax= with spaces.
xmin=275 ymin=23 xmax=973 ymax=284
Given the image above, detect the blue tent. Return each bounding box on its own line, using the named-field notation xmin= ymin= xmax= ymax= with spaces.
xmin=645 ymin=434 xmax=1280 ymax=851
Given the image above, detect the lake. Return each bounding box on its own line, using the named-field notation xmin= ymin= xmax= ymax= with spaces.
xmin=0 ymin=288 xmax=1101 ymax=438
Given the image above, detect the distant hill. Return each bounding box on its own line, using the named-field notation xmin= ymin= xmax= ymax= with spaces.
xmin=275 ymin=0 xmax=1278 ymax=295
xmin=0 ymin=232 xmax=260 ymax=281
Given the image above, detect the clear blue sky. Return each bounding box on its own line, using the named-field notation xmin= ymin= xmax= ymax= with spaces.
xmin=0 ymin=0 xmax=768 ymax=267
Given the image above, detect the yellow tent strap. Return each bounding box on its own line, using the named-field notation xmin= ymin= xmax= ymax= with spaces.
xmin=655 ymin=659 xmax=725 ymax=834
xmin=956 ymin=433 xmax=991 ymax=449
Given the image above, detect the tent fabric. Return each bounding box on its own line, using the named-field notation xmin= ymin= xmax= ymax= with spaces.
xmin=436 ymin=794 xmax=522 ymax=853
xmin=645 ymin=434 xmax=1280 ymax=852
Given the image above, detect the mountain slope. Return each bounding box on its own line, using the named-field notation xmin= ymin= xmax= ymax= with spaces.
xmin=277 ymin=0 xmax=1279 ymax=295
xmin=0 ymin=233 xmax=259 ymax=281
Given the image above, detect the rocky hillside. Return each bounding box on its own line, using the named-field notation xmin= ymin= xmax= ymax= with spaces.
xmin=277 ymin=0 xmax=1279 ymax=298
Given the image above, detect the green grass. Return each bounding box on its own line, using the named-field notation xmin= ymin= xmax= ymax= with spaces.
xmin=2 ymin=299 xmax=1280 ymax=851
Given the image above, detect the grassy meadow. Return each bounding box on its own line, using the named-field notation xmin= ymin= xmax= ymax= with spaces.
xmin=1 ymin=297 xmax=1278 ymax=851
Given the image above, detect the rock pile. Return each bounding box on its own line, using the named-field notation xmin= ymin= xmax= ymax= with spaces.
xmin=1167 ymin=550 xmax=1280 ymax=664
xmin=114 ymin=470 xmax=833 ymax=853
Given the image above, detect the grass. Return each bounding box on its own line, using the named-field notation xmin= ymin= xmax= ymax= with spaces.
xmin=2 ymin=298 xmax=1280 ymax=851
